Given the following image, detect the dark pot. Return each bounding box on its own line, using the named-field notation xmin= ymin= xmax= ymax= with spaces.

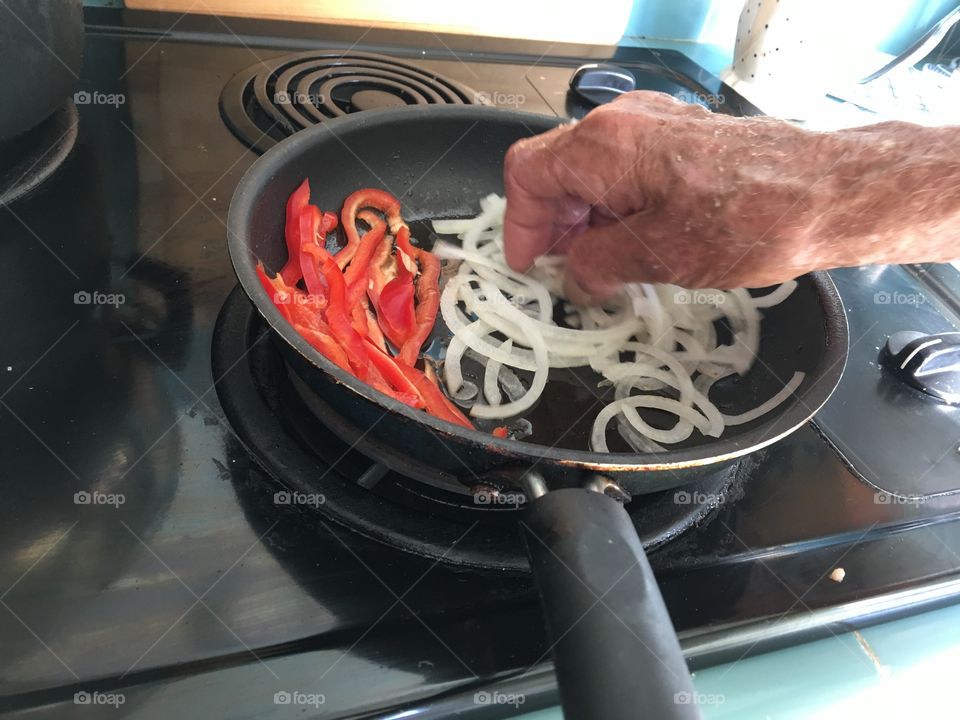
xmin=0 ymin=0 xmax=83 ymax=141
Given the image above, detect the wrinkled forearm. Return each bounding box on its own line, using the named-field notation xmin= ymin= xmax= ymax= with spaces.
xmin=502 ymin=91 xmax=960 ymax=295
xmin=801 ymin=122 xmax=960 ymax=269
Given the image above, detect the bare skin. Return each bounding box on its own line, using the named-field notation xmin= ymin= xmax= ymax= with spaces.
xmin=502 ymin=90 xmax=960 ymax=301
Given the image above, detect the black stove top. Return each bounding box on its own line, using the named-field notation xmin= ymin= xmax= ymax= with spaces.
xmin=2 ymin=9 xmax=960 ymax=719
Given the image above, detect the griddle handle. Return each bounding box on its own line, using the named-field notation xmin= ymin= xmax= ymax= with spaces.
xmin=522 ymin=488 xmax=701 ymax=720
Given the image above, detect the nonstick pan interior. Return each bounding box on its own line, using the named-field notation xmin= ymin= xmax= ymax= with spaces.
xmin=228 ymin=105 xmax=847 ymax=471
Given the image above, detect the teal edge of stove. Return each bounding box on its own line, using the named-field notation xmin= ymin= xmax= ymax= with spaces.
xmin=511 ymin=600 xmax=960 ymax=719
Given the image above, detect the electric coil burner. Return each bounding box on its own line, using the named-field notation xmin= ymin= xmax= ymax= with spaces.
xmin=212 ymin=287 xmax=739 ymax=571
xmin=219 ymin=50 xmax=479 ymax=153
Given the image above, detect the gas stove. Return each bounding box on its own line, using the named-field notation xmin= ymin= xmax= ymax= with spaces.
xmin=2 ymin=8 xmax=960 ymax=719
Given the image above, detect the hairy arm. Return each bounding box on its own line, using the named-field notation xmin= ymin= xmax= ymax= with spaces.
xmin=502 ymin=91 xmax=960 ymax=299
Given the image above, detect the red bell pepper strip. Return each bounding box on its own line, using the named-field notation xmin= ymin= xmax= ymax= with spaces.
xmin=362 ymin=338 xmax=425 ymax=409
xmin=356 ymin=209 xmax=382 ymax=229
xmin=294 ymin=323 xmax=352 ymax=372
xmin=354 ymin=342 xmax=421 ymax=407
xmin=347 ymin=299 xmax=365 ymax=337
xmin=275 ymin=183 xmax=480 ymax=431
xmin=364 ymin=301 xmax=388 ymax=352
xmin=342 ymin=218 xmax=389 ymax=338
xmin=423 ymin=360 xmax=475 ymax=427
xmin=492 ymin=426 xmax=509 ymax=439
xmin=287 ymin=297 xmax=330 ymax=333
xmin=367 ymin=231 xmax=397 ymax=306
xmin=259 ymin=262 xmax=330 ymax=327
xmin=375 ymin=247 xmax=417 ymax=349
xmin=336 ymin=189 xmax=405 ymax=269
xmin=298 ymin=206 xmax=339 ymax=297
xmin=321 ymin=211 xmax=337 ymax=233
xmin=260 ymin=263 xmax=351 ymax=373
xmin=345 ymin=221 xmax=387 ymax=304
xmin=396 ymin=227 xmax=441 ymax=366
xmin=256 ymin=263 xmax=293 ymax=322
xmin=396 ymin=361 xmax=474 ymax=430
xmin=280 ymin=179 xmax=311 ymax=285
xmin=343 ymin=221 xmax=387 ymax=330
xmin=302 ymin=243 xmax=370 ymax=380
xmin=298 ymin=205 xmax=327 ymax=298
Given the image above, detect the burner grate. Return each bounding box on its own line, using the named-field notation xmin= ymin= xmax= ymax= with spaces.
xmin=219 ymin=50 xmax=479 ymax=153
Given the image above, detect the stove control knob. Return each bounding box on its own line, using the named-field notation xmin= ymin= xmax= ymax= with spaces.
xmin=569 ymin=63 xmax=636 ymax=106
xmin=881 ymin=330 xmax=960 ymax=404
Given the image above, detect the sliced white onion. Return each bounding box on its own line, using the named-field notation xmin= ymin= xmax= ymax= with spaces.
xmin=752 ymin=280 xmax=798 ymax=308
xmin=484 ymin=339 xmax=512 ymax=405
xmin=498 ymin=365 xmax=527 ymax=402
xmin=432 ymin=218 xmax=479 ymax=235
xmin=437 ymin=195 xmax=802 ymax=450
xmin=469 ymin=314 xmax=549 ymax=419
xmin=450 ymin=381 xmax=479 ymax=406
xmin=616 ymin=416 xmax=667 ymax=453
xmin=720 ymin=371 xmax=805 ymax=426
xmin=592 ymin=396 xmax=712 ymax=452
xmin=443 ymin=319 xmax=482 ymax=394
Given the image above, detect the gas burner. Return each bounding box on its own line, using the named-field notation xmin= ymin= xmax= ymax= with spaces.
xmin=213 ymin=287 xmax=740 ymax=570
xmin=219 ymin=50 xmax=479 ymax=153
xmin=0 ymin=100 xmax=78 ymax=206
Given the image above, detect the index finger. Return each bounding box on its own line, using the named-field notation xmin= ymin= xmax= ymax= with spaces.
xmin=502 ymin=125 xmax=581 ymax=271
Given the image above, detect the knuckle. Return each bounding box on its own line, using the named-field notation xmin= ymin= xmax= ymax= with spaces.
xmin=580 ymin=103 xmax=622 ymax=132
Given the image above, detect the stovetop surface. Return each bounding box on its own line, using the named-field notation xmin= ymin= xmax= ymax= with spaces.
xmin=3 ymin=9 xmax=960 ymax=717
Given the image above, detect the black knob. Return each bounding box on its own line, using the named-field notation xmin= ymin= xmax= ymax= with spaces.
xmin=881 ymin=331 xmax=960 ymax=404
xmin=569 ymin=63 xmax=636 ymax=106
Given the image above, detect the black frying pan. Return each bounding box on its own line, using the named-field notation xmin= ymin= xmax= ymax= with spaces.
xmin=227 ymin=105 xmax=848 ymax=720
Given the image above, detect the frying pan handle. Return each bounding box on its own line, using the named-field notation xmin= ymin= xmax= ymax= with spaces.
xmin=521 ymin=479 xmax=700 ymax=720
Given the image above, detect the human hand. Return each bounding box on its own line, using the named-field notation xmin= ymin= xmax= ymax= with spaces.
xmin=502 ymin=91 xmax=840 ymax=300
